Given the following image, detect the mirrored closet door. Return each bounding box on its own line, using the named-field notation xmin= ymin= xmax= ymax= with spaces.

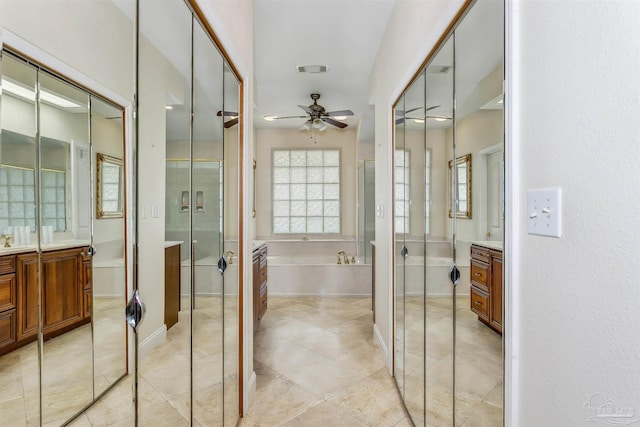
xmin=138 ymin=0 xmax=241 ymax=424
xmin=392 ymin=0 xmax=504 ymax=425
xmin=0 ymin=51 xmax=128 ymax=426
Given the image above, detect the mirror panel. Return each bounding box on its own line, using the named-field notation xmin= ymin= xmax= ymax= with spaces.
xmin=402 ymin=70 xmax=426 ymax=425
xmin=454 ymin=0 xmax=504 ymax=425
xmin=96 ymin=153 xmax=123 ymax=219
xmin=139 ymin=0 xmax=193 ymax=423
xmin=424 ymin=35 xmax=455 ymax=426
xmin=449 ymin=153 xmax=472 ymax=219
xmin=90 ymin=97 xmax=127 ymax=397
xmin=191 ymin=18 xmax=225 ymax=426
xmin=393 ymin=93 xmax=406 ymax=399
xmin=222 ymin=61 xmax=240 ymax=426
xmin=38 ymin=68 xmax=93 ymax=426
xmin=0 ymin=52 xmax=41 ymax=427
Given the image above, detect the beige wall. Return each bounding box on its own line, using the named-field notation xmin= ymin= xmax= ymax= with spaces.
xmin=254 ymin=127 xmax=358 ymax=239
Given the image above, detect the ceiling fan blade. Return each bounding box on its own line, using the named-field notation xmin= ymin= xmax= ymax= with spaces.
xmin=324 ymin=109 xmax=354 ymax=117
xmin=271 ymin=115 xmax=308 ymax=120
xmin=224 ymin=118 xmax=239 ymax=128
xmin=426 ymin=104 xmax=441 ymax=111
xmin=404 ymin=107 xmax=422 ymax=114
xmin=395 ymin=117 xmax=405 ymax=126
xmin=217 ymin=110 xmax=238 ymax=117
xmin=323 ymin=117 xmax=348 ymax=129
xmin=298 ymin=104 xmax=313 ymax=114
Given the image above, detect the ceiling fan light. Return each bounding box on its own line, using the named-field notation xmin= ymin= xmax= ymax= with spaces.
xmin=300 ymin=121 xmax=311 ymax=131
xmin=318 ymin=121 xmax=327 ymax=132
xmin=413 ymin=118 xmax=425 ymax=124
xmin=264 ymin=115 xmax=277 ymax=121
xmin=312 ymin=118 xmax=323 ymax=129
xmin=434 ymin=117 xmax=449 ymax=122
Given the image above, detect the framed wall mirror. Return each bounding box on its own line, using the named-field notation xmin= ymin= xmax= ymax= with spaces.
xmin=449 ymin=153 xmax=472 ymax=219
xmin=96 ymin=153 xmax=124 ymax=219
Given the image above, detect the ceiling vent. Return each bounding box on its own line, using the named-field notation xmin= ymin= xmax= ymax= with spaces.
xmin=296 ymin=65 xmax=329 ymax=73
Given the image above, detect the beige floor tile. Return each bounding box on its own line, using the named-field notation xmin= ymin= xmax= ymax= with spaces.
xmin=459 ymin=401 xmax=503 ymax=427
xmin=281 ymin=400 xmax=368 ymax=427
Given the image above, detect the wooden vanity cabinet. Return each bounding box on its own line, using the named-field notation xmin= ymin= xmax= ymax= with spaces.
xmin=470 ymin=243 xmax=503 ymax=334
xmin=1 ymin=246 xmax=92 ymax=356
xmin=252 ymin=245 xmax=268 ymax=332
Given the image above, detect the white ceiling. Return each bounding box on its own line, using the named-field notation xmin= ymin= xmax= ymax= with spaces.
xmin=253 ymin=0 xmax=396 ymax=139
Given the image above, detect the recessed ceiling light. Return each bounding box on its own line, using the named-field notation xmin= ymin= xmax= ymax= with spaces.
xmin=296 ymin=65 xmax=329 ymax=73
xmin=264 ymin=115 xmax=277 ymax=121
xmin=165 ymin=105 xmax=173 ymax=110
xmin=334 ymin=116 xmax=347 ymax=120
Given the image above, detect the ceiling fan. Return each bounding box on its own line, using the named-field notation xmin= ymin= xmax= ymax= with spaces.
xmin=395 ymin=105 xmax=451 ymax=125
xmin=264 ymin=93 xmax=354 ymax=130
xmin=216 ymin=110 xmax=239 ymax=128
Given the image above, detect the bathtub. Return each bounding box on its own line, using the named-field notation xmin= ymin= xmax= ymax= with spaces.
xmin=401 ymin=255 xmax=470 ymax=297
xmin=267 ymin=254 xmax=372 ymax=296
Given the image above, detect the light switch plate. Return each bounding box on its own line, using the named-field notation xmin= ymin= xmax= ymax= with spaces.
xmin=527 ymin=187 xmax=562 ymax=237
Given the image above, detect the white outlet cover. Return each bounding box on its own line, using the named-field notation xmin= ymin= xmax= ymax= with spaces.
xmin=527 ymin=187 xmax=562 ymax=238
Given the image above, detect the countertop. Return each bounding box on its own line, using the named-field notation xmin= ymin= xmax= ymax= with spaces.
xmin=0 ymin=239 xmax=91 ymax=256
xmin=471 ymin=240 xmax=503 ymax=251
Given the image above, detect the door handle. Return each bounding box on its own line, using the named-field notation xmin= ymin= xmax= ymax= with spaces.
xmin=449 ymin=264 xmax=461 ymax=286
xmin=126 ymin=290 xmax=145 ymax=332
xmin=218 ymin=255 xmax=227 ymax=275
xmin=400 ymin=246 xmax=408 ymax=260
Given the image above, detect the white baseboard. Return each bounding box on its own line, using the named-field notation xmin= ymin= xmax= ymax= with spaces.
xmin=139 ymin=325 xmax=167 ymax=358
xmin=269 ymin=292 xmax=372 ymax=298
xmin=245 ymin=371 xmax=257 ymax=415
xmin=373 ymin=323 xmax=391 ymax=373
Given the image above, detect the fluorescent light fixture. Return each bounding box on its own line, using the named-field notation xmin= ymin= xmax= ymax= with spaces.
xmin=2 ymin=77 xmax=83 ymax=109
xmin=480 ymin=94 xmax=504 ymax=110
xmin=333 ymin=116 xmax=347 ymax=120
xmin=2 ymin=78 xmax=35 ymax=101
xmin=165 ymin=105 xmax=174 ymax=110
xmin=264 ymin=115 xmax=277 ymax=121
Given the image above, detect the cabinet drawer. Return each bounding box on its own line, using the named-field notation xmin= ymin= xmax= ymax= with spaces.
xmin=0 ymin=256 xmax=16 ymax=275
xmin=470 ymin=287 xmax=489 ymax=321
xmin=0 ymin=309 xmax=16 ymax=348
xmin=0 ymin=274 xmax=16 ymax=312
xmin=471 ymin=246 xmax=490 ymax=263
xmin=470 ymin=260 xmax=488 ymax=290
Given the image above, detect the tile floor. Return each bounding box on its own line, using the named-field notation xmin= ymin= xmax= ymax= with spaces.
xmin=3 ymin=294 xmax=503 ymax=426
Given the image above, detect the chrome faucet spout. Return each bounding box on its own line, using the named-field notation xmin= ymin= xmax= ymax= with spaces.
xmin=337 ymin=250 xmax=349 ymax=264
xmin=225 ymin=250 xmax=235 ymax=264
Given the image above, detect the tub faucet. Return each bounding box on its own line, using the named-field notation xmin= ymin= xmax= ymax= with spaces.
xmin=337 ymin=250 xmax=349 ymax=265
xmin=225 ymin=250 xmax=235 ymax=264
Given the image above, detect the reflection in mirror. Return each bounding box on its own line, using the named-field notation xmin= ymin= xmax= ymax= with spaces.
xmin=454 ymin=0 xmax=504 ymax=425
xmin=222 ymin=61 xmax=240 ymax=426
xmin=96 ymin=153 xmax=123 ymax=219
xmin=357 ymin=160 xmax=375 ymax=264
xmin=39 ymin=66 xmax=93 ymax=426
xmin=0 ymin=52 xmax=40 ymax=427
xmin=449 ymin=153 xmax=472 ymax=219
xmin=90 ymin=97 xmax=127 ymax=397
xmin=393 ymin=93 xmax=406 ymax=401
xmin=425 ymin=35 xmax=454 ymax=426
xmin=140 ymin=0 xmax=193 ymax=423
xmin=192 ymin=18 xmax=225 ymax=425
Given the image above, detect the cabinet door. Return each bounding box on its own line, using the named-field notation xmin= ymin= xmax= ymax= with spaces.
xmin=41 ymin=249 xmax=83 ymax=333
xmin=490 ymin=253 xmax=503 ymax=333
xmin=17 ymin=253 xmax=39 ymax=340
xmin=252 ymin=254 xmax=260 ymax=330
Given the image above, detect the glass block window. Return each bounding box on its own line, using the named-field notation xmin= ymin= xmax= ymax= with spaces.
xmin=272 ymin=149 xmax=340 ymax=234
xmin=0 ymin=165 xmax=66 ymax=234
xmin=40 ymin=169 xmax=67 ymax=232
xmin=394 ymin=149 xmax=410 ymax=234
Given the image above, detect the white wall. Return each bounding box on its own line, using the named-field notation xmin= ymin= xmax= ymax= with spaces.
xmin=510 ymin=1 xmax=640 ymax=424
xmin=254 ymin=127 xmax=358 ymax=239
xmin=368 ymin=0 xmax=466 ymax=370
